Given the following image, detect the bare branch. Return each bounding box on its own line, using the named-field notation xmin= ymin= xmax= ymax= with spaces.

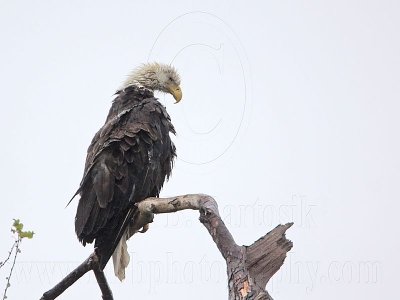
xmin=41 ymin=194 xmax=293 ymax=300
xmin=128 ymin=194 xmax=293 ymax=299
xmin=40 ymin=253 xmax=113 ymax=300
xmin=92 ymin=254 xmax=114 ymax=300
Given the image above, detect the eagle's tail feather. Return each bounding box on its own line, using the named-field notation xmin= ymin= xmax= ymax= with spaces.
xmin=112 ymin=232 xmax=131 ymax=281
xmin=95 ymin=206 xmax=137 ymax=271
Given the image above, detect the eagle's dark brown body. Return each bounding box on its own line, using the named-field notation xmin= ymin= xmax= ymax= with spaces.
xmin=74 ymin=85 xmax=176 ymax=267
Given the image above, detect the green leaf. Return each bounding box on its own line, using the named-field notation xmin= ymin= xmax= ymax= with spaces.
xmin=12 ymin=219 xmax=24 ymax=233
xmin=12 ymin=219 xmax=34 ymax=239
xmin=19 ymin=231 xmax=34 ymax=239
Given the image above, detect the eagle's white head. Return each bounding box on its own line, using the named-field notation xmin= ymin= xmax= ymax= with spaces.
xmin=121 ymin=62 xmax=182 ymax=103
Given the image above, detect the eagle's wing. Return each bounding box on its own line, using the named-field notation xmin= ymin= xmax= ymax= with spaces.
xmin=74 ymin=98 xmax=175 ymax=252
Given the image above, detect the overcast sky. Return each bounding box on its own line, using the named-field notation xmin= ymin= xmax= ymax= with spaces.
xmin=0 ymin=1 xmax=399 ymax=299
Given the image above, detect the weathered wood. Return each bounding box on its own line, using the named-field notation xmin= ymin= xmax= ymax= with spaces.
xmin=40 ymin=253 xmax=113 ymax=300
xmin=246 ymin=223 xmax=293 ymax=289
xmin=124 ymin=194 xmax=293 ymax=299
xmin=40 ymin=194 xmax=293 ymax=300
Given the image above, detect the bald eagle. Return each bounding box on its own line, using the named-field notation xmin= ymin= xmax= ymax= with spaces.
xmin=71 ymin=63 xmax=181 ymax=278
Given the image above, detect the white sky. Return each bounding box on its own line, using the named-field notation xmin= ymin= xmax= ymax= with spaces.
xmin=0 ymin=1 xmax=399 ymax=299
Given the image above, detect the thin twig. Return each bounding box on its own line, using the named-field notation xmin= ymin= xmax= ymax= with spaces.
xmin=0 ymin=240 xmax=17 ymax=269
xmin=2 ymin=238 xmax=21 ymax=300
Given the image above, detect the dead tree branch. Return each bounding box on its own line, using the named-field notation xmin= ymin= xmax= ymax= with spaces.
xmin=40 ymin=252 xmax=113 ymax=300
xmin=40 ymin=194 xmax=293 ymax=300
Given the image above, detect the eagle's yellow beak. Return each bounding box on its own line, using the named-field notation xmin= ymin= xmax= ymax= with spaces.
xmin=168 ymin=84 xmax=182 ymax=103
